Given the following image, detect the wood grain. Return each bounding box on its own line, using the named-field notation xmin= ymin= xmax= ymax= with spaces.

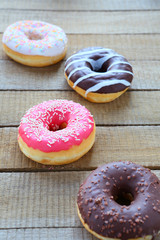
xmin=0 ymin=10 xmax=160 ymax=34
xmin=1 ymin=126 xmax=160 ymax=170
xmin=1 ymin=34 xmax=160 ymax=61
xmin=1 ymin=0 xmax=160 ymax=11
xmin=0 ymin=171 xmax=159 ymax=228
xmin=0 ymin=228 xmax=96 ymax=240
xmin=0 ymin=60 xmax=159 ymax=90
xmin=0 ymin=91 xmax=160 ymax=126
xmin=0 ymin=0 xmax=160 ymax=237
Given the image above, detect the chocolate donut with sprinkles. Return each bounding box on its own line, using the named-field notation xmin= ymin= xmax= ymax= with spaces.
xmin=2 ymin=20 xmax=67 ymax=67
xmin=65 ymin=47 xmax=133 ymax=103
xmin=18 ymin=100 xmax=95 ymax=165
xmin=77 ymin=161 xmax=160 ymax=240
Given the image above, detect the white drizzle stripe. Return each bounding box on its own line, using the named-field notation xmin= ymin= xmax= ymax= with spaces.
xmin=66 ymin=48 xmax=113 ymax=62
xmin=73 ymin=73 xmax=99 ymax=88
xmin=65 ymin=58 xmax=93 ymax=72
xmin=85 ymin=79 xmax=131 ymax=97
xmin=68 ymin=67 xmax=87 ymax=79
xmin=108 ymin=69 xmax=133 ymax=76
xmin=73 ymin=70 xmax=132 ymax=88
xmin=65 ymin=54 xmax=121 ymax=72
xmin=91 ymin=55 xmax=120 ymax=71
xmin=65 ymin=48 xmax=133 ymax=95
xmin=107 ymin=61 xmax=132 ymax=71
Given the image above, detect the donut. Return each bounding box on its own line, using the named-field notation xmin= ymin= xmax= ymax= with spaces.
xmin=77 ymin=161 xmax=160 ymax=239
xmin=2 ymin=20 xmax=67 ymax=67
xmin=65 ymin=47 xmax=133 ymax=103
xmin=18 ymin=100 xmax=95 ymax=165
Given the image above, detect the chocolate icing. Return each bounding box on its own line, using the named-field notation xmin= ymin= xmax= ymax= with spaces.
xmin=65 ymin=47 xmax=133 ymax=94
xmin=77 ymin=162 xmax=160 ymax=239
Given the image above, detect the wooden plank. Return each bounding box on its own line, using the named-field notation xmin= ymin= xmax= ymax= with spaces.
xmin=0 ymin=172 xmax=82 ymax=228
xmin=1 ymin=126 xmax=160 ymax=170
xmin=0 ymin=10 xmax=160 ymax=34
xmin=1 ymin=34 xmax=160 ymax=61
xmin=0 ymin=91 xmax=160 ymax=126
xmin=132 ymin=61 xmax=160 ymax=89
xmin=0 ymin=228 xmax=96 ymax=240
xmin=0 ymin=171 xmax=159 ymax=228
xmin=0 ymin=60 xmax=68 ymax=91
xmin=1 ymin=0 xmax=160 ymax=11
xmin=0 ymin=60 xmax=159 ymax=90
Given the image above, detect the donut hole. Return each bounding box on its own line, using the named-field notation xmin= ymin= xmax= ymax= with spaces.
xmin=113 ymin=189 xmax=134 ymax=206
xmin=89 ymin=60 xmax=108 ymax=73
xmin=25 ymin=31 xmax=44 ymax=40
xmin=93 ymin=67 xmax=107 ymax=73
xmin=48 ymin=122 xmax=67 ymax=132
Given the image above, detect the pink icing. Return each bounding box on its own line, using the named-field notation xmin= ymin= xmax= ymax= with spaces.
xmin=18 ymin=100 xmax=95 ymax=153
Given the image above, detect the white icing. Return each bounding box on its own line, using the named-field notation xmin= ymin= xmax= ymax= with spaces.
xmin=65 ymin=54 xmax=121 ymax=72
xmin=73 ymin=70 xmax=133 ymax=88
xmin=68 ymin=67 xmax=88 ymax=79
xmin=107 ymin=61 xmax=132 ymax=71
xmin=66 ymin=48 xmax=113 ymax=62
xmin=2 ymin=20 xmax=67 ymax=57
xmin=65 ymin=47 xmax=133 ymax=95
xmin=73 ymin=73 xmax=99 ymax=88
xmin=90 ymin=55 xmax=120 ymax=71
xmin=85 ymin=79 xmax=130 ymax=97
xmin=108 ymin=69 xmax=133 ymax=76
xmin=65 ymin=58 xmax=93 ymax=72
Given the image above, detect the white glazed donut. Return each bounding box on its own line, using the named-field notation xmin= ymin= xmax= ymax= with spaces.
xmin=2 ymin=20 xmax=67 ymax=67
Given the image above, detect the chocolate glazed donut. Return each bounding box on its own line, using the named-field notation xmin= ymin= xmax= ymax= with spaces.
xmin=65 ymin=47 xmax=133 ymax=103
xmin=77 ymin=162 xmax=160 ymax=240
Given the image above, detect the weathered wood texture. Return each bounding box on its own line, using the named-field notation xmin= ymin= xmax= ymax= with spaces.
xmin=0 ymin=10 xmax=160 ymax=34
xmin=0 ymin=60 xmax=159 ymax=90
xmin=0 ymin=228 xmax=96 ymax=240
xmin=0 ymin=0 xmax=159 ymax=238
xmin=0 ymin=127 xmax=160 ymax=170
xmin=0 ymin=91 xmax=160 ymax=126
xmin=0 ymin=171 xmax=159 ymax=228
xmin=1 ymin=0 xmax=160 ymax=11
xmin=1 ymin=34 xmax=160 ymax=61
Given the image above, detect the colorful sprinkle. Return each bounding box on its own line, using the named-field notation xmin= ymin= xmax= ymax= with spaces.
xmin=3 ymin=20 xmax=67 ymax=56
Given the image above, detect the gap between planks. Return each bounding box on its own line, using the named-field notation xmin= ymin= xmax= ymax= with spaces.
xmin=2 ymin=124 xmax=160 ymax=128
xmin=1 ymin=9 xmax=160 ymax=12
xmin=1 ymin=90 xmax=160 ymax=93
xmin=0 ymin=167 xmax=160 ymax=173
xmin=0 ymin=227 xmax=85 ymax=230
xmin=1 ymin=32 xmax=160 ymax=35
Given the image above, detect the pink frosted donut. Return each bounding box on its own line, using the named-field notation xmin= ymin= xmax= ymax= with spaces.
xmin=18 ymin=100 xmax=95 ymax=165
xmin=2 ymin=20 xmax=67 ymax=67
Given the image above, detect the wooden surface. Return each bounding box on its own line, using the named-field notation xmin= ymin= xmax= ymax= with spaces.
xmin=1 ymin=126 xmax=160 ymax=171
xmin=1 ymin=0 xmax=160 ymax=11
xmin=0 ymin=1 xmax=160 ymax=239
xmin=0 ymin=11 xmax=160 ymax=34
xmin=0 ymin=171 xmax=159 ymax=228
